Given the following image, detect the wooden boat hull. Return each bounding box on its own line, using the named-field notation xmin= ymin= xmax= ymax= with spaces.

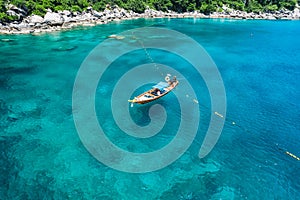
xmin=128 ymin=80 xmax=178 ymax=104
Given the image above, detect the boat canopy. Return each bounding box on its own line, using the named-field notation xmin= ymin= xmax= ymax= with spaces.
xmin=152 ymin=82 xmax=169 ymax=90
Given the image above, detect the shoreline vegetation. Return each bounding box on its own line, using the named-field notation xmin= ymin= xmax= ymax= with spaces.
xmin=0 ymin=0 xmax=300 ymax=35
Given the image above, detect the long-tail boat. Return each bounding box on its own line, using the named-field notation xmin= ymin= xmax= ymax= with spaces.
xmin=128 ymin=76 xmax=178 ymax=104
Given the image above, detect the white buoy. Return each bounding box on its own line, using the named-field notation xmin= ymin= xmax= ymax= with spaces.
xmin=214 ymin=111 xmax=224 ymax=118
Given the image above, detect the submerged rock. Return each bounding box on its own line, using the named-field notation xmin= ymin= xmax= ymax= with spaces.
xmin=0 ymin=99 xmax=8 ymax=116
xmin=159 ymin=176 xmax=206 ymax=199
xmin=0 ymin=135 xmax=22 ymax=198
xmin=108 ymin=34 xmax=125 ymax=40
xmin=7 ymin=112 xmax=20 ymax=121
xmin=211 ymin=186 xmax=235 ymax=200
xmin=0 ymin=38 xmax=15 ymax=42
xmin=0 ymin=66 xmax=36 ymax=75
xmin=52 ymin=45 xmax=78 ymax=51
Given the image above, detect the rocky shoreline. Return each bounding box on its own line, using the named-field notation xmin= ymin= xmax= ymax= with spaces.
xmin=1 ymin=5 xmax=300 ymax=35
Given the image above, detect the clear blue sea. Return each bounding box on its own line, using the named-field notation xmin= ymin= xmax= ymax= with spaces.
xmin=1 ymin=18 xmax=300 ymax=199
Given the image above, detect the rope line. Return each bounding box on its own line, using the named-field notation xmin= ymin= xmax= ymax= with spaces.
xmin=128 ymin=21 xmax=298 ymax=161
xmin=131 ymin=31 xmax=159 ymax=72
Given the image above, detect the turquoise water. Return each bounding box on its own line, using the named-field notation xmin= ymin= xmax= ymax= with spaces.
xmin=1 ymin=18 xmax=300 ymax=199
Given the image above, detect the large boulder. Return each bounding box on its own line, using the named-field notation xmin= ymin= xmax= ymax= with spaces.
xmin=6 ymin=10 xmax=17 ymax=17
xmin=293 ymin=8 xmax=300 ymax=18
xmin=81 ymin=13 xmax=94 ymax=21
xmin=62 ymin=10 xmax=71 ymax=16
xmin=6 ymin=4 xmax=27 ymax=16
xmin=10 ymin=22 xmax=27 ymax=29
xmin=104 ymin=8 xmax=112 ymax=15
xmin=72 ymin=11 xmax=78 ymax=17
xmin=86 ymin=6 xmax=93 ymax=12
xmin=6 ymin=10 xmax=22 ymax=21
xmin=62 ymin=15 xmax=71 ymax=23
xmin=44 ymin=12 xmax=64 ymax=25
xmin=28 ymin=15 xmax=44 ymax=24
xmin=92 ymin=10 xmax=103 ymax=18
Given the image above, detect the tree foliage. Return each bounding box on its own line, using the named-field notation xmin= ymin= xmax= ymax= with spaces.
xmin=0 ymin=0 xmax=299 ymax=22
xmin=126 ymin=0 xmax=146 ymax=13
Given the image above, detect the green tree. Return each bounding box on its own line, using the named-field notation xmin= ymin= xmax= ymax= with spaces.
xmin=0 ymin=0 xmax=7 ymax=13
xmin=93 ymin=1 xmax=107 ymax=11
xmin=246 ymin=0 xmax=263 ymax=12
xmin=126 ymin=0 xmax=146 ymax=13
xmin=187 ymin=0 xmax=196 ymax=11
xmin=171 ymin=0 xmax=190 ymax=12
xmin=77 ymin=0 xmax=89 ymax=9
xmin=264 ymin=4 xmax=278 ymax=11
xmin=32 ymin=4 xmax=47 ymax=16
xmin=152 ymin=0 xmax=173 ymax=11
xmin=279 ymin=0 xmax=297 ymax=10
xmin=200 ymin=2 xmax=217 ymax=14
xmin=71 ymin=5 xmax=82 ymax=12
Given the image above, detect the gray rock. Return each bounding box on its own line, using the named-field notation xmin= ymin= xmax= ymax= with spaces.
xmin=87 ymin=6 xmax=93 ymax=12
xmin=7 ymin=4 xmax=27 ymax=16
xmin=6 ymin=10 xmax=17 ymax=17
xmin=114 ymin=12 xmax=122 ymax=19
xmin=62 ymin=15 xmax=71 ymax=22
xmin=34 ymin=23 xmax=42 ymax=28
xmin=293 ymin=8 xmax=300 ymax=18
xmin=92 ymin=10 xmax=103 ymax=18
xmin=124 ymin=12 xmax=131 ymax=18
xmin=6 ymin=10 xmax=26 ymax=21
xmin=113 ymin=8 xmax=120 ymax=14
xmin=9 ymin=24 xmax=21 ymax=31
xmin=11 ymin=22 xmax=28 ymax=29
xmin=44 ymin=12 xmax=64 ymax=25
xmin=28 ymin=15 xmax=44 ymax=24
xmin=62 ymin=10 xmax=71 ymax=16
xmin=68 ymin=17 xmax=80 ymax=23
xmin=81 ymin=13 xmax=93 ymax=20
xmin=106 ymin=14 xmax=115 ymax=20
xmin=104 ymin=9 xmax=112 ymax=15
xmin=266 ymin=15 xmax=276 ymax=20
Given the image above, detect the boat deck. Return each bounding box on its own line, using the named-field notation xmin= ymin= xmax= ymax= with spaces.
xmin=129 ymin=80 xmax=178 ymax=104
